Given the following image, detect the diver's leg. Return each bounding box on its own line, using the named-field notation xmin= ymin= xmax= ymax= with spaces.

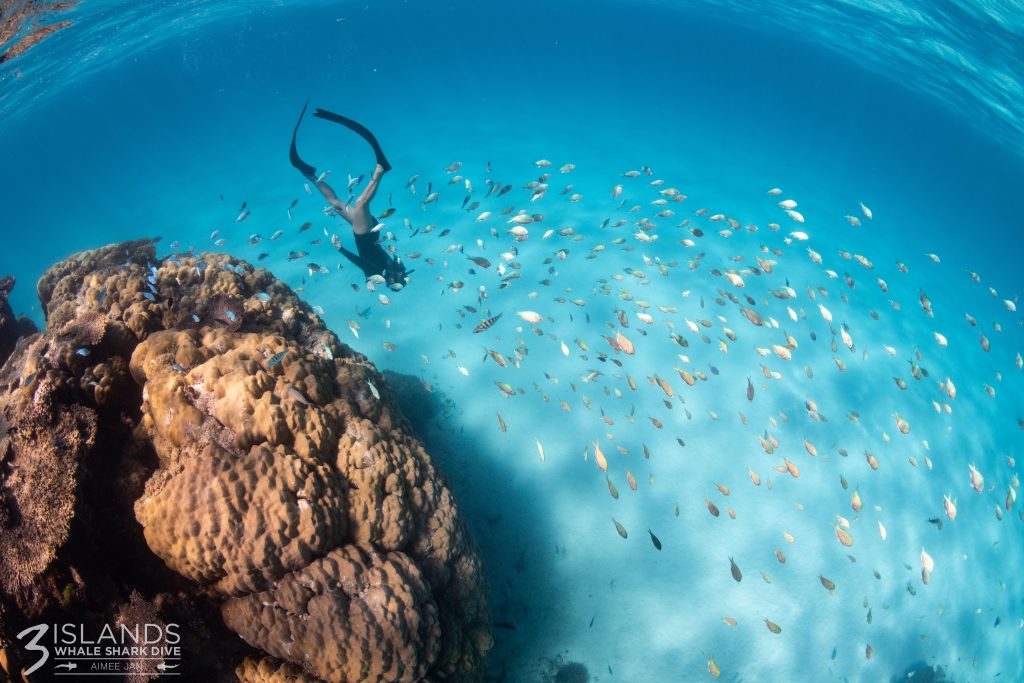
xmin=355 ymin=164 xmax=385 ymax=208
xmin=350 ymin=208 xmax=377 ymax=236
xmin=312 ymin=108 xmax=392 ymax=172
xmin=349 ymin=164 xmax=385 ymax=235
xmin=304 ymin=176 xmax=352 ymax=225
xmin=315 ymin=179 xmax=346 ymax=212
xmin=289 ymin=99 xmax=318 ymax=181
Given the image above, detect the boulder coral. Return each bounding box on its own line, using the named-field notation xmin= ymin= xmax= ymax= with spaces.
xmin=0 ymin=240 xmax=491 ymax=682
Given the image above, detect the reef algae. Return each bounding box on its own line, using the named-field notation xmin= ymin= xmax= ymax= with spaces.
xmin=0 ymin=239 xmax=491 ymax=682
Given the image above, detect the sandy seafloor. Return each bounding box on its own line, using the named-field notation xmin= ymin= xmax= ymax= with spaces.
xmin=1 ymin=1 xmax=1022 ymax=681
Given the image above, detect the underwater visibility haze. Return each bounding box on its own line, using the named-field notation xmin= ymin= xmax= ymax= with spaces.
xmin=0 ymin=1 xmax=1022 ymax=681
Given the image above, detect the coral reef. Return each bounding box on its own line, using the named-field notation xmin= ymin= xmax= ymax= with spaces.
xmin=890 ymin=662 xmax=950 ymax=683
xmin=223 ymin=545 xmax=439 ymax=682
xmin=540 ymin=657 xmax=590 ymax=683
xmin=235 ymin=656 xmax=323 ymax=683
xmin=0 ymin=276 xmax=37 ymax=367
xmin=554 ymin=663 xmax=590 ymax=683
xmin=0 ymin=332 xmax=96 ymax=596
xmin=0 ymin=0 xmax=77 ymax=65
xmin=0 ymin=239 xmax=491 ymax=682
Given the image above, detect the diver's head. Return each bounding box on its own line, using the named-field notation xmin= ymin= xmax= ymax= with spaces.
xmin=383 ymin=259 xmax=410 ymax=289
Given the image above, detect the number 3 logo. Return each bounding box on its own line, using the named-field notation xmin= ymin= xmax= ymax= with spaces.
xmin=16 ymin=624 xmax=49 ymax=676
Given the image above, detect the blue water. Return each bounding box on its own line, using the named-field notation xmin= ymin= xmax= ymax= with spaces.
xmin=1 ymin=1 xmax=1022 ymax=681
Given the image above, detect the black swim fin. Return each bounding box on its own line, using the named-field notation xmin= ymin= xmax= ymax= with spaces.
xmin=312 ymin=108 xmax=392 ymax=172
xmin=290 ymin=99 xmax=318 ymax=180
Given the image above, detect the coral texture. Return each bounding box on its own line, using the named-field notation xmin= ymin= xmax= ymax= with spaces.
xmin=0 ymin=333 xmax=96 ymax=595
xmin=222 ymin=545 xmax=439 ymax=682
xmin=235 ymin=655 xmax=324 ymax=683
xmin=0 ymin=240 xmax=491 ymax=683
xmin=0 ymin=276 xmax=37 ymax=367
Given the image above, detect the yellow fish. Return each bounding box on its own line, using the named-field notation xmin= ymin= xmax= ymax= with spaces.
xmin=707 ymin=657 xmax=721 ymax=678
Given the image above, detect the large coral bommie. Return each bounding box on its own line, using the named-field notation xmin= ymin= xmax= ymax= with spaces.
xmin=0 ymin=240 xmax=492 ymax=682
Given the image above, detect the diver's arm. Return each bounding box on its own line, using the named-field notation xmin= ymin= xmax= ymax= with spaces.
xmin=337 ymin=244 xmax=365 ymax=271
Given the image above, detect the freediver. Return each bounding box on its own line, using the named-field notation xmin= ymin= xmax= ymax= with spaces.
xmin=290 ymin=101 xmax=410 ymax=289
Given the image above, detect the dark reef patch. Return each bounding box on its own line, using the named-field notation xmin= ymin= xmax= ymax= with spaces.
xmin=890 ymin=662 xmax=950 ymax=683
xmin=543 ymin=659 xmax=590 ymax=683
xmin=0 ymin=276 xmax=37 ymax=367
xmin=0 ymin=240 xmax=491 ymax=682
xmin=555 ymin=663 xmax=590 ymax=683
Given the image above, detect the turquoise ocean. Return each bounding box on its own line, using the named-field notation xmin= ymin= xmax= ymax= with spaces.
xmin=1 ymin=1 xmax=1022 ymax=681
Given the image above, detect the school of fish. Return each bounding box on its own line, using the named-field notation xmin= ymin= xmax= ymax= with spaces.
xmin=183 ymin=155 xmax=1022 ymax=680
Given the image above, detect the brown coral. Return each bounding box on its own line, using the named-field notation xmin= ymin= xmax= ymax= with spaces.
xmin=236 ymin=655 xmax=324 ymax=683
xmin=223 ymin=545 xmax=440 ymax=683
xmin=0 ymin=239 xmax=491 ymax=682
xmin=0 ymin=276 xmax=37 ymax=367
xmin=0 ymin=334 xmax=96 ymax=595
xmin=114 ymin=592 xmax=168 ymax=682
